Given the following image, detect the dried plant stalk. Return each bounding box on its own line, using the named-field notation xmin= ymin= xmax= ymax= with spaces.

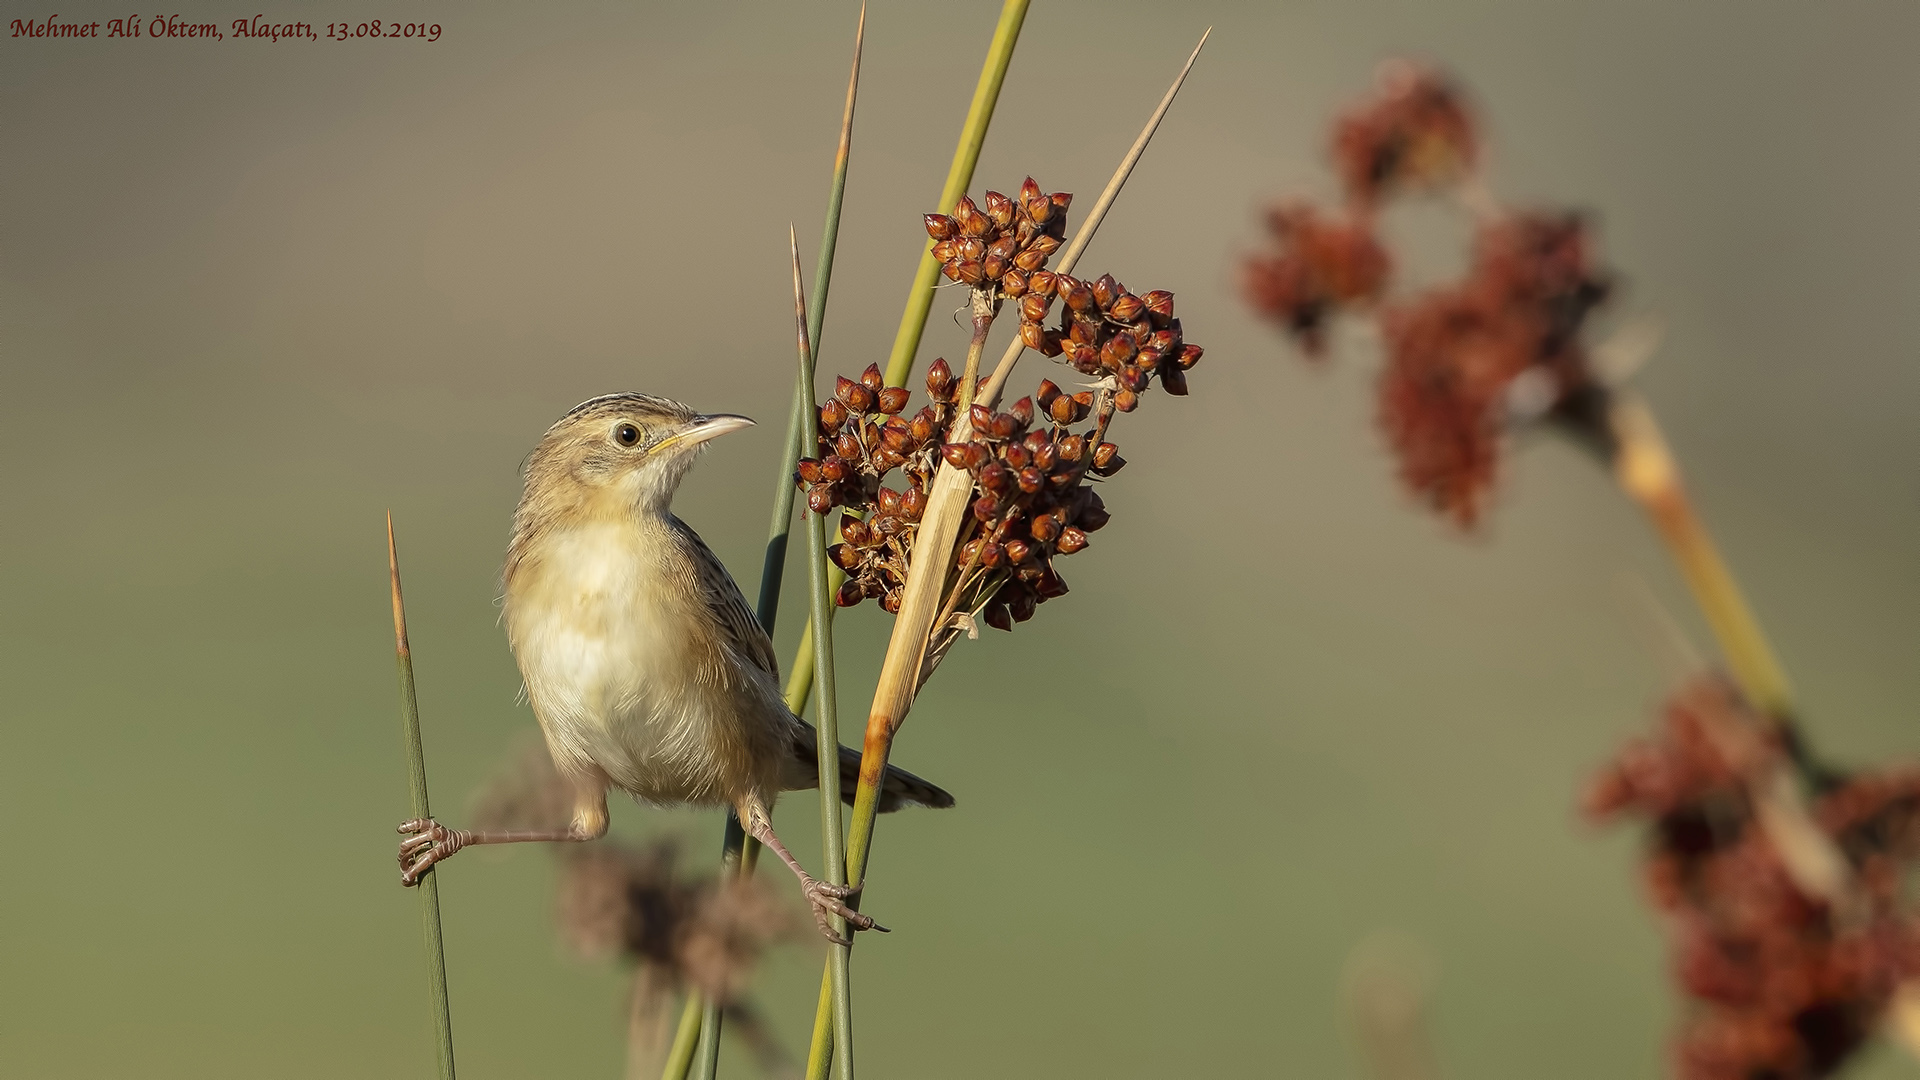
xmin=979 ymin=28 xmax=1210 ymax=406
xmin=386 ymin=515 xmax=457 ymax=1080
xmin=1609 ymin=395 xmax=1795 ymax=724
xmin=1608 ymin=394 xmax=1854 ymax=913
xmin=781 ymin=0 xmax=1031 ymax=737
xmin=844 ymin=27 xmax=1208 ymax=875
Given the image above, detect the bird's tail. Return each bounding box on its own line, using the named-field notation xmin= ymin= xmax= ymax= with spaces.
xmin=841 ymin=741 xmax=955 ymax=812
xmin=789 ymin=725 xmax=954 ymax=812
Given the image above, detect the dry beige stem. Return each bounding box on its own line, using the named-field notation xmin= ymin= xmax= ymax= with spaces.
xmin=1609 ymin=394 xmax=1795 ymax=720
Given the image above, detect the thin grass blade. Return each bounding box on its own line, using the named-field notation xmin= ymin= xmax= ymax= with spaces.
xmin=790 ymin=227 xmax=860 ymax=1080
xmin=760 ymin=2 xmax=867 ymax=630
xmin=798 ymin=5 xmax=1048 ymax=1076
xmin=683 ymin=10 xmax=867 ymax=1080
xmin=387 ymin=514 xmax=457 ymax=1080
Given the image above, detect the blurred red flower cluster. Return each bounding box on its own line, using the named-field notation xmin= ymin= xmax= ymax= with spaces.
xmin=1586 ymin=678 xmax=1920 ymax=1080
xmin=1245 ymin=64 xmax=1615 ymax=526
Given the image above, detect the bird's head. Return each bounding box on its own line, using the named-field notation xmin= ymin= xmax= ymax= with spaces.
xmin=521 ymin=393 xmax=754 ymax=520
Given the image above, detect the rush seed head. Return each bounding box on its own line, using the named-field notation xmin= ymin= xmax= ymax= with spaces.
xmin=931 ymin=179 xmax=1072 ymax=301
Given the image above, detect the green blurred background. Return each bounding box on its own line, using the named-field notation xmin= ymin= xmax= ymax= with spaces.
xmin=4 ymin=2 xmax=1917 ymax=1076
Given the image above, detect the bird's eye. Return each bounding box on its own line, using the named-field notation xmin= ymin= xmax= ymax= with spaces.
xmin=614 ymin=423 xmax=642 ymax=447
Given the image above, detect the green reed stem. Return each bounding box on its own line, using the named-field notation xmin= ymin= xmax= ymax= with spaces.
xmin=661 ymin=989 xmax=703 ymax=1080
xmin=758 ymin=4 xmax=866 ymax=634
xmin=792 ymin=228 xmax=859 ymax=1080
xmin=803 ymin=5 xmax=1030 ymax=1078
xmin=386 ymin=515 xmax=457 ymax=1080
xmin=786 ymin=0 xmax=1028 ymax=730
xmin=682 ymin=10 xmax=868 ymax=1080
xmin=686 ymin=815 xmax=748 ymax=1080
xmin=880 ymin=0 xmax=1029 ymax=390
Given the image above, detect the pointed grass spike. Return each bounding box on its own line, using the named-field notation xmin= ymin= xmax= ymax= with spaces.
xmin=689 ymin=9 xmax=866 ymax=1080
xmin=794 ymin=225 xmax=860 ymax=1080
xmin=387 ymin=513 xmax=457 ymax=1080
xmin=808 ymin=8 xmax=1034 ymax=1076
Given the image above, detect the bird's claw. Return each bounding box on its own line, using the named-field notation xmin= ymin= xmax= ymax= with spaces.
xmin=802 ymin=876 xmax=886 ymax=946
xmin=396 ymin=817 xmax=469 ymax=886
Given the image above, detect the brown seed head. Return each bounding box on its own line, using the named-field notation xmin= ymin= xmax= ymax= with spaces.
xmin=1333 ymin=61 xmax=1478 ymax=208
xmin=877 ymin=386 xmax=912 ymax=416
xmin=926 ymin=357 xmax=955 ymax=401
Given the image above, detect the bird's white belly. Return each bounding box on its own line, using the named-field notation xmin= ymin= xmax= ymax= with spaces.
xmin=508 ymin=523 xmax=744 ymax=804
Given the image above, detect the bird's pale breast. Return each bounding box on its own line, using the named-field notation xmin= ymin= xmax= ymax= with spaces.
xmin=505 ymin=519 xmax=779 ymax=806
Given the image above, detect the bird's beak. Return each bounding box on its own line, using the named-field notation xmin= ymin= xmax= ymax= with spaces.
xmin=655 ymin=413 xmax=755 ymax=454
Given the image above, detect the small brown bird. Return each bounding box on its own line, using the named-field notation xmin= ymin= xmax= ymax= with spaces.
xmin=398 ymin=393 xmax=953 ymax=941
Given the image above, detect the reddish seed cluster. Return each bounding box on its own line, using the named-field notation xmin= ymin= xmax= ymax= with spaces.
xmin=1378 ymin=212 xmax=1610 ymax=526
xmin=794 ymin=361 xmax=1123 ymax=626
xmin=1243 ymin=204 xmax=1392 ymax=356
xmin=803 ymin=180 xmax=1205 ymax=628
xmin=1586 ymin=677 xmax=1920 ymax=1080
xmin=935 ymin=378 xmax=1121 ymax=629
xmin=926 ymin=177 xmax=1070 ymax=294
xmin=1331 ymin=62 xmax=1477 ymax=209
xmin=1246 ymin=64 xmax=1622 ymax=526
xmin=1243 ymin=63 xmax=1468 ymax=351
xmin=795 ymin=360 xmax=958 ymax=613
xmin=1016 ymin=269 xmax=1202 ymax=408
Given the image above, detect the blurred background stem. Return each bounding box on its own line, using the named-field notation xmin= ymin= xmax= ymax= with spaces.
xmin=1608 ymin=395 xmax=1797 ymax=728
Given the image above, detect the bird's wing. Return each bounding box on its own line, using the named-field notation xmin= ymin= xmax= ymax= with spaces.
xmin=672 ymin=517 xmax=780 ymax=679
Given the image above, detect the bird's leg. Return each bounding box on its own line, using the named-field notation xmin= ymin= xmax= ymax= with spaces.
xmin=738 ymin=798 xmax=886 ymax=946
xmin=397 ymin=776 xmax=609 ymax=886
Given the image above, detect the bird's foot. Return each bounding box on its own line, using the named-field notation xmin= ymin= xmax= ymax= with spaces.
xmin=801 ymin=876 xmax=887 ymax=946
xmin=397 ymin=818 xmax=471 ymax=886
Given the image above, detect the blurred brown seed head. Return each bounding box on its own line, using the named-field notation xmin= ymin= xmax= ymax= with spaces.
xmin=470 ymin=740 xmax=578 ymax=834
xmin=1377 ymin=212 xmax=1610 ymax=528
xmin=471 ymin=748 xmax=804 ymax=1007
xmin=1588 ymin=676 xmax=1920 ymax=1080
xmin=1243 ymin=204 xmax=1391 ymax=357
xmin=1332 ymin=61 xmax=1478 ymax=208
